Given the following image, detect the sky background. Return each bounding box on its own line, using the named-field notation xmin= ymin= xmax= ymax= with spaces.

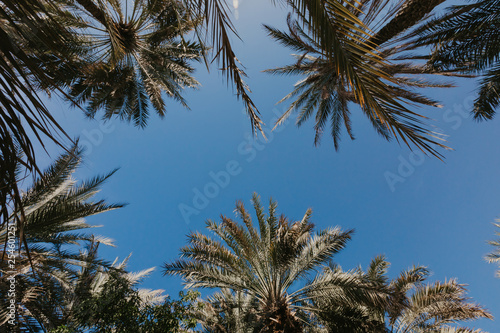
xmin=33 ymin=0 xmax=500 ymax=330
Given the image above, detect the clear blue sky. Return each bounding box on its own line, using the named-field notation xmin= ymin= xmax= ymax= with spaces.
xmin=36 ymin=0 xmax=500 ymax=330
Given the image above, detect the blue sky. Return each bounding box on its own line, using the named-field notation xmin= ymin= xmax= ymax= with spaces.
xmin=35 ymin=0 xmax=500 ymax=330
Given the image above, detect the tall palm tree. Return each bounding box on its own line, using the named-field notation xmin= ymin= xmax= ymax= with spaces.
xmin=416 ymin=0 xmax=500 ymax=120
xmin=266 ymin=0 xmax=460 ymax=157
xmin=0 ymin=145 xmax=124 ymax=331
xmin=164 ymin=193 xmax=391 ymax=332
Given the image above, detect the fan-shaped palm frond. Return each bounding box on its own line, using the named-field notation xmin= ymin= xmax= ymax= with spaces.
xmin=267 ymin=0 xmax=458 ymax=158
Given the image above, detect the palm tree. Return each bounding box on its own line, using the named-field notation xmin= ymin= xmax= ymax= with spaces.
xmin=314 ymin=256 xmax=491 ymax=332
xmin=164 ymin=193 xmax=391 ymax=332
xmin=0 ymin=145 xmax=124 ymax=331
xmin=0 ymin=0 xmax=79 ymax=246
xmin=363 ymin=256 xmax=490 ymax=333
xmin=416 ymin=0 xmax=500 ymax=120
xmin=265 ymin=0 xmax=460 ymax=157
xmin=35 ymin=0 xmax=203 ymax=128
xmin=182 ymin=0 xmax=386 ymax=134
xmin=387 ymin=273 xmax=491 ymax=332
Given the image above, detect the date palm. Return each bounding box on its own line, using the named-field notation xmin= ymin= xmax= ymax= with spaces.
xmin=387 ymin=274 xmax=491 ymax=332
xmin=415 ymin=0 xmax=500 ymax=120
xmin=39 ymin=0 xmax=203 ymax=128
xmin=315 ymin=256 xmax=491 ymax=332
xmin=266 ymin=0 xmax=458 ymax=157
xmin=365 ymin=256 xmax=490 ymax=333
xmin=0 ymin=0 xmax=79 ymax=249
xmin=485 ymin=221 xmax=500 ymax=277
xmin=0 ymin=145 xmax=123 ymax=331
xmin=164 ymin=194 xmax=391 ymax=332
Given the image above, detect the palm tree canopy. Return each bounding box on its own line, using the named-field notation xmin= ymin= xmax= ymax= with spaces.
xmin=36 ymin=0 xmax=204 ymax=128
xmin=0 ymin=145 xmax=124 ymax=331
xmin=164 ymin=193 xmax=392 ymax=332
xmin=266 ymin=0 xmax=461 ymax=158
xmin=415 ymin=0 xmax=500 ymax=121
xmin=314 ymin=255 xmax=491 ymax=333
xmin=371 ymin=256 xmax=491 ymax=333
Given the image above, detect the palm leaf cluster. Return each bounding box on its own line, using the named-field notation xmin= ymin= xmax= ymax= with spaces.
xmin=165 ymin=194 xmax=491 ymax=332
xmin=348 ymin=257 xmax=491 ymax=333
xmin=0 ymin=146 xmax=126 ymax=331
xmin=0 ymin=0 xmax=78 ymax=250
xmin=165 ymin=194 xmax=392 ymax=332
xmin=180 ymin=0 xmax=385 ymax=134
xmin=416 ymin=0 xmax=500 ymax=120
xmin=485 ymin=221 xmax=500 ymax=278
xmin=37 ymin=0 xmax=204 ymax=128
xmin=266 ymin=0 xmax=459 ymax=157
xmin=314 ymin=257 xmax=492 ymax=333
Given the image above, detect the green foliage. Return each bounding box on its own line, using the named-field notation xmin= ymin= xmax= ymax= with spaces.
xmin=0 ymin=146 xmax=122 ymax=331
xmin=266 ymin=0 xmax=457 ymax=157
xmin=165 ymin=193 xmax=392 ymax=332
xmin=69 ymin=272 xmax=200 ymax=333
xmin=417 ymin=0 xmax=500 ymax=120
xmin=33 ymin=0 xmax=203 ymax=128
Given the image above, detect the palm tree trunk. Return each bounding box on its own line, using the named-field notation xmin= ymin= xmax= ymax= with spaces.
xmin=371 ymin=0 xmax=446 ymax=46
xmin=75 ymin=0 xmax=107 ymax=26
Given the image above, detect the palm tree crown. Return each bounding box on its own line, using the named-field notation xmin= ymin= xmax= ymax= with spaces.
xmin=416 ymin=0 xmax=500 ymax=120
xmin=266 ymin=0 xmax=459 ymax=157
xmin=0 ymin=145 xmax=123 ymax=331
xmin=44 ymin=0 xmax=204 ymax=127
xmin=164 ymin=193 xmax=391 ymax=332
